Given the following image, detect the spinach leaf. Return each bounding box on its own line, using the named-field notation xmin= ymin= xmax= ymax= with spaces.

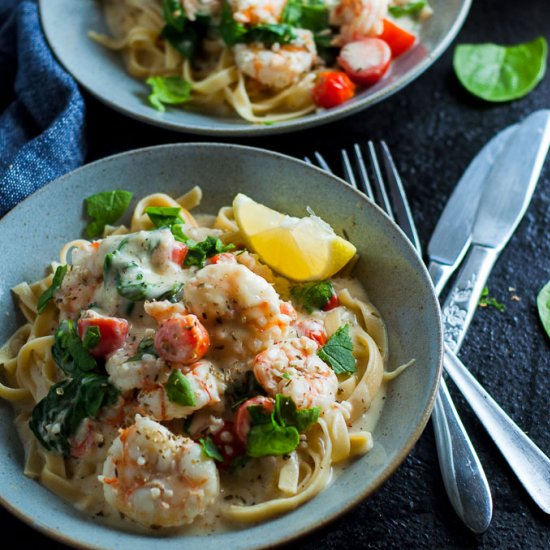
xmin=283 ymin=0 xmax=329 ymax=33
xmin=389 ymin=1 xmax=427 ymax=17
xmin=453 ymin=37 xmax=548 ymax=102
xmin=537 ymin=279 xmax=550 ymax=340
xmin=145 ymin=206 xmax=184 ymax=228
xmin=29 ymin=374 xmax=119 ymax=456
xmin=161 ymin=15 xmax=210 ymax=60
xmin=162 ymin=0 xmax=186 ymax=31
xmin=318 ymin=324 xmax=356 ymax=375
xmin=146 ymin=76 xmax=192 ymax=112
xmin=184 ymin=236 xmax=235 ymax=268
xmin=291 ymin=280 xmax=334 ymax=312
xmin=199 ymin=436 xmax=224 ymax=462
xmin=219 ymin=1 xmax=247 ymax=46
xmin=245 ymin=394 xmax=319 ymax=457
xmin=37 ymin=265 xmax=68 ymax=314
xmin=52 ymin=320 xmax=97 ymax=377
xmin=85 ymin=190 xmax=133 ymax=238
xmin=165 ymin=370 xmax=196 ymax=407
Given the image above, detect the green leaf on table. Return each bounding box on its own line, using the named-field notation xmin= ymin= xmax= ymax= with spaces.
xmin=478 ymin=287 xmax=505 ymax=312
xmin=85 ymin=190 xmax=133 ymax=238
xmin=453 ymin=37 xmax=548 ymax=102
xmin=37 ymin=264 xmax=68 ymax=314
xmin=146 ymin=76 xmax=192 ymax=112
xmin=537 ymin=279 xmax=550 ymax=339
xmin=318 ymin=324 xmax=356 ymax=375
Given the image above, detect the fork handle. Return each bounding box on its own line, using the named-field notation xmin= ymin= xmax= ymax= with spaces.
xmin=444 ymin=347 xmax=550 ymax=514
xmin=432 ymin=378 xmax=493 ymax=533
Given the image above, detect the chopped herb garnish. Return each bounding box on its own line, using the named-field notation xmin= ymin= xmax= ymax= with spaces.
xmin=479 ymin=287 xmax=506 ymax=312
xmin=389 ymin=0 xmax=427 ymax=17
xmin=85 ymin=190 xmax=133 ymax=238
xmin=318 ymin=324 xmax=356 ymax=375
xmin=128 ymin=337 xmax=157 ymax=362
xmin=291 ymin=280 xmax=334 ymax=312
xmin=37 ymin=264 xmax=68 ymax=314
xmin=146 ymin=76 xmax=192 ymax=112
xmin=52 ymin=319 xmax=98 ymax=377
xmin=165 ymin=369 xmax=196 ymax=407
xmin=199 ymin=436 xmax=224 ymax=462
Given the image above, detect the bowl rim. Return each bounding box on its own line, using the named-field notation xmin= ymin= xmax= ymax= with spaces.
xmin=38 ymin=0 xmax=472 ymax=136
xmin=0 ymin=143 xmax=443 ymax=549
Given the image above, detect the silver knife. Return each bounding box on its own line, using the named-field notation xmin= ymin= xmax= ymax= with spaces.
xmin=424 ymin=123 xmax=522 ymax=533
xmin=440 ymin=109 xmax=550 ymax=512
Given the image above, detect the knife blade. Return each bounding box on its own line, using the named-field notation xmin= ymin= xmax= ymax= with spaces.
xmin=438 ymin=109 xmax=550 ymax=513
xmin=442 ymin=109 xmax=550 ymax=352
xmin=427 ymin=123 xmax=518 ymax=294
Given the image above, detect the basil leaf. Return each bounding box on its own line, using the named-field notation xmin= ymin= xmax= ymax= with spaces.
xmin=318 ymin=324 xmax=356 ymax=375
xmin=389 ymin=1 xmax=427 ymax=17
xmin=145 ymin=206 xmax=184 ymax=228
xmin=82 ymin=325 xmax=100 ymax=351
xmin=37 ymin=265 xmax=68 ymax=314
xmin=199 ymin=436 xmax=224 ymax=462
xmin=453 ymin=37 xmax=548 ymax=102
xmin=537 ymin=279 xmax=550 ymax=339
xmin=29 ymin=374 xmax=119 ymax=456
xmin=161 ymin=16 xmax=210 ymax=60
xmin=283 ymin=0 xmax=329 ymax=32
xmin=184 ymin=236 xmax=234 ymax=268
xmin=170 ymin=224 xmax=189 ymax=243
xmin=165 ymin=370 xmax=196 ymax=407
xmin=247 ymin=420 xmax=300 ymax=458
xmin=275 ymin=394 xmax=320 ymax=433
xmin=52 ymin=320 xmax=97 ymax=377
xmin=146 ymin=76 xmax=192 ymax=112
xmin=291 ymin=280 xmax=334 ymax=312
xmin=85 ymin=190 xmax=133 ymax=238
xmin=219 ymin=1 xmax=248 ymax=46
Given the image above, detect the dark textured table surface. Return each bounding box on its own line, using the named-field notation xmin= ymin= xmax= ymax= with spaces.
xmin=3 ymin=0 xmax=550 ymax=548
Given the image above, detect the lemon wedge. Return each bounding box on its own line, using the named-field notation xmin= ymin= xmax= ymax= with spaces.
xmin=233 ymin=193 xmax=356 ymax=282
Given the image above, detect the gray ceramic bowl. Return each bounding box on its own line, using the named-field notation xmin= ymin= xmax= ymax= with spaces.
xmin=0 ymin=144 xmax=442 ymax=549
xmin=39 ymin=0 xmax=471 ymax=136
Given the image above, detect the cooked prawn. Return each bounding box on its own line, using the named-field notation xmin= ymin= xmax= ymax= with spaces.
xmin=331 ymin=0 xmax=389 ymax=45
xmin=229 ymin=0 xmax=287 ymax=25
xmin=101 ymin=415 xmax=219 ymax=527
xmin=183 ymin=262 xmax=294 ymax=356
xmin=138 ymin=359 xmax=225 ymax=421
xmin=234 ymin=29 xmax=317 ymax=89
xmin=254 ymin=336 xmax=338 ymax=410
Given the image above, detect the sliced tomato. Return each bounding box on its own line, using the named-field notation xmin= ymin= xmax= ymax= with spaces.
xmin=207 ymin=252 xmax=236 ymax=265
xmin=312 ymin=71 xmax=356 ymax=109
xmin=379 ymin=19 xmax=416 ymax=58
xmin=234 ymin=396 xmax=275 ymax=445
xmin=171 ymin=242 xmax=188 ymax=265
xmin=323 ymin=291 xmax=340 ymax=311
xmin=77 ymin=314 xmax=129 ymax=358
xmin=211 ymin=421 xmax=247 ymax=470
xmin=338 ymin=38 xmax=392 ymax=86
xmin=154 ymin=314 xmax=209 ymax=364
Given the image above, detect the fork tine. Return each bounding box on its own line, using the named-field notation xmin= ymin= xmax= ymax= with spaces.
xmin=352 ymin=144 xmax=374 ymax=201
xmin=379 ymin=141 xmax=422 ymax=255
xmin=313 ymin=151 xmax=334 ymax=174
xmin=303 ymin=156 xmax=313 ymax=165
xmin=367 ymin=141 xmax=395 ymax=222
xmin=341 ymin=149 xmax=358 ymax=189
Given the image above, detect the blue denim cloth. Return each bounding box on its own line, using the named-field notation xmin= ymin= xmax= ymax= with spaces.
xmin=0 ymin=0 xmax=86 ymax=217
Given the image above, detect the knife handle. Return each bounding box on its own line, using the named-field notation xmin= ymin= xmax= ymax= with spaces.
xmin=428 ymin=261 xmax=456 ymax=296
xmin=441 ymin=244 xmax=500 ymax=352
xmin=432 ymin=378 xmax=493 ymax=533
xmin=444 ymin=347 xmax=550 ymax=514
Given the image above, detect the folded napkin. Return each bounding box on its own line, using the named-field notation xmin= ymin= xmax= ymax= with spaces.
xmin=0 ymin=0 xmax=86 ymax=218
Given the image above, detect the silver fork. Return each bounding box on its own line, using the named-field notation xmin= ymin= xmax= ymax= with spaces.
xmin=306 ymin=143 xmax=493 ymax=534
